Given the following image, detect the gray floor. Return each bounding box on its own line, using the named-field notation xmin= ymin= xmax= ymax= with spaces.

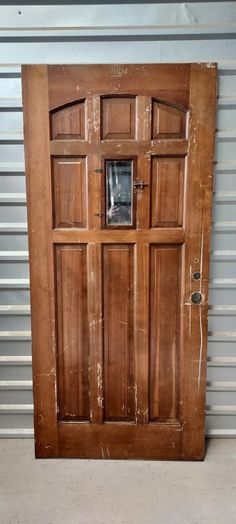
xmin=0 ymin=439 xmax=235 ymax=524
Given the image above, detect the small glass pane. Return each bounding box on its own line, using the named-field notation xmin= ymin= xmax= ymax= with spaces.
xmin=106 ymin=160 xmax=133 ymax=226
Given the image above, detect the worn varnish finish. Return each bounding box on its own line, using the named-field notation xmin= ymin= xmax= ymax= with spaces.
xmin=22 ymin=64 xmax=217 ymax=460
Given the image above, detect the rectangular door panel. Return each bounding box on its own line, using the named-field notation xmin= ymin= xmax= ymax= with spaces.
xmin=53 ymin=157 xmax=87 ymax=228
xmin=103 ymin=244 xmax=135 ymax=421
xmin=102 ymin=96 xmax=136 ymax=139
xmin=151 ymin=157 xmax=185 ymax=228
xmin=150 ymin=245 xmax=181 ymax=422
xmin=56 ymin=245 xmax=89 ymax=421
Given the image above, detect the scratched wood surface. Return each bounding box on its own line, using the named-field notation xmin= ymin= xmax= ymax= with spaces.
xmin=22 ymin=64 xmax=217 ymax=459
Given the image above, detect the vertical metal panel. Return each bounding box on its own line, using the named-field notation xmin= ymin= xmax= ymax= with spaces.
xmin=0 ymin=2 xmax=236 ymax=438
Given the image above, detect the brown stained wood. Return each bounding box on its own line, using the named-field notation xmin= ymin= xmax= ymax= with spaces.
xmin=180 ymin=64 xmax=217 ymax=459
xmin=51 ymin=101 xmax=85 ymax=140
xmin=58 ymin=422 xmax=181 ymax=459
xmin=102 ymin=96 xmax=136 ymax=139
xmin=136 ymin=96 xmax=152 ymax=142
xmin=48 ymin=64 xmax=190 ymax=111
xmin=52 ymin=228 xmax=185 ymax=244
xmin=152 ymin=100 xmax=186 ymax=139
xmin=136 ymin=155 xmax=150 ymax=230
xmin=135 ymin=97 xmax=151 ymax=230
xmin=56 ymin=246 xmax=89 ymax=420
xmin=151 ymin=157 xmax=185 ymax=228
xmin=150 ymin=246 xmax=180 ymax=421
xmin=86 ymin=96 xmax=100 ymax=144
xmin=103 ymin=245 xmax=135 ymax=421
xmin=88 ymin=155 xmax=102 ymax=230
xmin=53 ymin=157 xmax=87 ymax=228
xmin=50 ymin=139 xmax=188 ymax=157
xmin=134 ymin=243 xmax=149 ymax=424
xmin=22 ymin=65 xmax=58 ymax=457
xmin=87 ymin=243 xmax=103 ymax=424
xmin=22 ymin=63 xmax=217 ymax=460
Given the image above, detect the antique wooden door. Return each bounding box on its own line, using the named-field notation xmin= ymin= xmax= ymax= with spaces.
xmin=22 ymin=64 xmax=217 ymax=459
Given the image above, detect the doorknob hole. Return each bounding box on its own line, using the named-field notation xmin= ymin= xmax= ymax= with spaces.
xmin=191 ymin=292 xmax=202 ymax=304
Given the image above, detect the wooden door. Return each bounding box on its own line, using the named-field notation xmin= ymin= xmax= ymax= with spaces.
xmin=22 ymin=64 xmax=217 ymax=460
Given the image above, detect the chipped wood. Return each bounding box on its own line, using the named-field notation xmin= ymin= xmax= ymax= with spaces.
xmin=22 ymin=63 xmax=217 ymax=460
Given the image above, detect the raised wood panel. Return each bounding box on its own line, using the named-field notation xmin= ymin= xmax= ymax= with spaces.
xmin=56 ymin=245 xmax=89 ymax=421
xmin=150 ymin=245 xmax=180 ymax=422
xmin=51 ymin=101 xmax=85 ymax=139
xmin=103 ymin=245 xmax=135 ymax=421
xmin=102 ymin=97 xmax=135 ymax=139
xmin=152 ymin=101 xmax=186 ymax=139
xmin=22 ymin=64 xmax=216 ymax=460
xmin=53 ymin=157 xmax=87 ymax=228
xmin=151 ymin=157 xmax=185 ymax=227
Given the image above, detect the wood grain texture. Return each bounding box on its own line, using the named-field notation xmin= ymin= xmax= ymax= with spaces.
xmin=102 ymin=96 xmax=135 ymax=139
xmin=56 ymin=246 xmax=89 ymax=421
xmin=87 ymin=243 xmax=103 ymax=424
xmin=58 ymin=422 xmax=181 ymax=459
xmin=151 ymin=157 xmax=185 ymax=227
xmin=53 ymin=157 xmax=87 ymax=228
xmin=103 ymin=245 xmax=135 ymax=421
xmin=52 ymin=228 xmax=185 ymax=244
xmin=150 ymin=245 xmax=180 ymax=422
xmin=48 ymin=64 xmax=190 ymax=111
xmin=51 ymin=101 xmax=85 ymax=140
xmin=22 ymin=63 xmax=217 ymax=460
xmin=180 ymin=64 xmax=217 ymax=460
xmin=134 ymin=243 xmax=149 ymax=424
xmin=22 ymin=65 xmax=58 ymax=457
xmin=50 ymin=139 xmax=188 ymax=157
xmin=152 ymin=100 xmax=186 ymax=139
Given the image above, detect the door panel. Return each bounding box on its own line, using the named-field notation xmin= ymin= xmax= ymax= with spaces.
xmin=51 ymin=101 xmax=85 ymax=140
xmin=150 ymin=245 xmax=180 ymax=422
xmin=152 ymin=100 xmax=186 ymax=139
xmin=53 ymin=157 xmax=87 ymax=228
xmin=22 ymin=64 xmax=217 ymax=460
xmin=102 ymin=96 xmax=136 ymax=139
xmin=103 ymin=244 xmax=135 ymax=421
xmin=151 ymin=157 xmax=185 ymax=227
xmin=56 ymin=245 xmax=89 ymax=421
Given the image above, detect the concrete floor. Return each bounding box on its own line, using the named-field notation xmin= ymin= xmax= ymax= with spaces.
xmin=0 ymin=439 xmax=235 ymax=524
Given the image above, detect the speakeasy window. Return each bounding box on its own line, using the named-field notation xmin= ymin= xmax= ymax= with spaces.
xmin=106 ymin=160 xmax=133 ymax=226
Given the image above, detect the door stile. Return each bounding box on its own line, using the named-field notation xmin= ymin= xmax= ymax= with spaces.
xmin=87 ymin=243 xmax=104 ymax=424
xmin=180 ymin=64 xmax=217 ymax=459
xmin=136 ymin=154 xmax=151 ymax=230
xmin=22 ymin=65 xmax=58 ymax=457
xmin=86 ymin=95 xmax=100 ymax=144
xmin=87 ymin=95 xmax=102 ymax=231
xmin=88 ymin=155 xmax=103 ymax=230
xmin=136 ymin=96 xmax=152 ymax=142
xmin=134 ymin=242 xmax=150 ymax=424
xmin=134 ymin=93 xmax=151 ymax=425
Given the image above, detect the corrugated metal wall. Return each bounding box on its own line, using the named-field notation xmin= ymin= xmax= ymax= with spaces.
xmin=0 ymin=2 xmax=236 ymax=437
